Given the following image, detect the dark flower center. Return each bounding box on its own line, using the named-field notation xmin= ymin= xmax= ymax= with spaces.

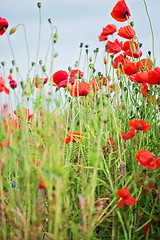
xmin=138 ymin=123 xmax=142 ymax=130
xmin=123 ymin=11 xmax=129 ymax=18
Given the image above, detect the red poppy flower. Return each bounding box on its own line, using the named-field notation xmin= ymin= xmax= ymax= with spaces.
xmin=0 ymin=76 xmax=10 ymax=94
xmin=0 ymin=17 xmax=9 ymax=35
xmin=70 ymin=82 xmax=91 ymax=97
xmin=121 ymin=127 xmax=135 ymax=142
xmin=118 ymin=25 xmax=136 ymax=39
xmin=0 ymin=139 xmax=10 ymax=150
xmin=99 ymin=24 xmax=117 ymax=41
xmin=136 ymin=59 xmax=153 ymax=71
xmin=8 ymin=73 xmax=17 ymax=89
xmin=61 ymin=132 xmax=83 ymax=144
xmin=116 ymin=187 xmax=138 ymax=207
xmin=128 ymin=119 xmax=151 ymax=132
xmin=122 ymin=40 xmax=142 ymax=58
xmin=111 ymin=0 xmax=131 ymax=22
xmin=59 ymin=77 xmax=76 ymax=88
xmin=103 ymin=137 xmax=115 ymax=153
xmin=113 ymin=54 xmax=130 ymax=69
xmin=50 ymin=70 xmax=68 ymax=88
xmin=148 ymin=67 xmax=160 ymax=85
xmin=141 ymin=83 xmax=148 ymax=97
xmin=136 ymin=150 xmax=159 ymax=169
xmin=123 ymin=62 xmax=137 ymax=76
xmin=141 ymin=181 xmax=157 ymax=196
xmin=38 ymin=179 xmax=46 ymax=189
xmin=105 ymin=39 xmax=123 ymax=54
xmin=14 ymin=108 xmax=33 ymax=121
xmin=69 ymin=69 xmax=83 ymax=79
xmin=129 ymin=71 xmax=149 ymax=83
xmin=33 ymin=76 xmax=48 ymax=88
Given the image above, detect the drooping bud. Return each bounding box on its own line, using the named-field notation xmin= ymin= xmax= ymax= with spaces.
xmin=53 ymin=33 xmax=58 ymax=43
xmin=79 ymin=42 xmax=83 ymax=48
xmin=12 ymin=60 xmax=15 ymax=66
xmin=48 ymin=18 xmax=52 ymax=24
xmin=39 ymin=60 xmax=42 ymax=65
xmin=31 ymin=62 xmax=35 ymax=67
xmin=130 ymin=22 xmax=134 ymax=27
xmin=9 ymin=26 xmax=17 ymax=35
xmin=1 ymin=61 xmax=5 ymax=66
xmin=10 ymin=68 xmax=13 ymax=73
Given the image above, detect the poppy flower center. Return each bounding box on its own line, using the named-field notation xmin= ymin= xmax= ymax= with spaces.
xmin=123 ymin=11 xmax=129 ymax=18
xmin=138 ymin=123 xmax=142 ymax=130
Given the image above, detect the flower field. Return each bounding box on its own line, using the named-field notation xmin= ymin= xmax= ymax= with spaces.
xmin=0 ymin=0 xmax=160 ymax=239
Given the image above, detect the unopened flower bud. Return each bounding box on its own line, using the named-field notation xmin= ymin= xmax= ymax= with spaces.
xmin=37 ymin=2 xmax=42 ymax=8
xmin=54 ymin=53 xmax=58 ymax=57
xmin=48 ymin=18 xmax=51 ymax=24
xmin=74 ymin=73 xmax=79 ymax=79
xmin=42 ymin=66 xmax=46 ymax=72
xmin=68 ymin=66 xmax=72 ymax=71
xmin=131 ymin=43 xmax=136 ymax=53
xmin=16 ymin=67 xmax=19 ymax=72
xmin=1 ymin=61 xmax=5 ymax=66
xmin=79 ymin=42 xmax=83 ymax=48
xmin=139 ymin=43 xmax=143 ymax=48
xmin=104 ymin=56 xmax=107 ymax=65
xmin=39 ymin=60 xmax=42 ymax=65
xmin=9 ymin=80 xmax=17 ymax=89
xmin=31 ymin=62 xmax=35 ymax=67
xmin=53 ymin=33 xmax=58 ymax=43
xmin=130 ymin=22 xmax=134 ymax=27
xmin=10 ymin=68 xmax=13 ymax=73
xmin=9 ymin=26 xmax=17 ymax=35
xmin=89 ymin=56 xmax=92 ymax=62
xmin=12 ymin=60 xmax=15 ymax=66
xmin=117 ymin=68 xmax=121 ymax=79
xmin=148 ymin=51 xmax=151 ymax=56
xmin=89 ymin=64 xmax=94 ymax=69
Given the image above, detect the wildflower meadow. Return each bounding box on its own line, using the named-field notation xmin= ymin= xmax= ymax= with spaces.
xmin=0 ymin=0 xmax=160 ymax=239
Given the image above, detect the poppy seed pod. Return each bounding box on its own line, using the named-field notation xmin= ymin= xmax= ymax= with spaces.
xmin=53 ymin=33 xmax=58 ymax=43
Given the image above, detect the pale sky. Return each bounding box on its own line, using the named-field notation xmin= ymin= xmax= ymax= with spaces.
xmin=1 ymin=0 xmax=160 ymax=106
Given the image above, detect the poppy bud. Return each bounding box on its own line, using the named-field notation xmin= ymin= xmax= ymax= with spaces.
xmin=79 ymin=42 xmax=83 ymax=48
xmin=89 ymin=64 xmax=94 ymax=69
xmin=104 ymin=56 xmax=107 ymax=65
xmin=31 ymin=62 xmax=35 ymax=66
xmin=1 ymin=61 xmax=5 ymax=66
xmin=89 ymin=56 xmax=92 ymax=62
xmin=54 ymin=53 xmax=58 ymax=57
xmin=42 ymin=66 xmax=46 ymax=72
xmin=39 ymin=60 xmax=42 ymax=65
xmin=131 ymin=43 xmax=136 ymax=53
xmin=9 ymin=26 xmax=17 ymax=35
xmin=139 ymin=43 xmax=143 ymax=48
xmin=10 ymin=68 xmax=13 ymax=73
xmin=95 ymin=47 xmax=99 ymax=53
xmin=86 ymin=49 xmax=88 ymax=54
xmin=74 ymin=73 xmax=79 ymax=79
xmin=12 ymin=60 xmax=15 ymax=66
xmin=117 ymin=68 xmax=121 ymax=79
xmin=148 ymin=51 xmax=151 ymax=56
xmin=85 ymin=45 xmax=89 ymax=48
xmin=68 ymin=66 xmax=72 ymax=71
xmin=53 ymin=33 xmax=58 ymax=43
xmin=130 ymin=22 xmax=134 ymax=27
xmin=16 ymin=67 xmax=19 ymax=72
xmin=48 ymin=18 xmax=51 ymax=24
xmin=37 ymin=2 xmax=42 ymax=8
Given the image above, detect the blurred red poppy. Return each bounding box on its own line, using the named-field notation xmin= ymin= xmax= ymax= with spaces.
xmin=59 ymin=77 xmax=76 ymax=88
xmin=99 ymin=24 xmax=117 ymax=41
xmin=33 ymin=76 xmax=48 ymax=88
xmin=136 ymin=150 xmax=159 ymax=169
xmin=0 ymin=17 xmax=9 ymax=35
xmin=38 ymin=179 xmax=46 ymax=189
xmin=121 ymin=127 xmax=135 ymax=142
xmin=141 ymin=83 xmax=148 ymax=97
xmin=105 ymin=39 xmax=123 ymax=54
xmin=122 ymin=40 xmax=142 ymax=58
xmin=143 ymin=217 xmax=154 ymax=236
xmin=8 ymin=73 xmax=17 ymax=89
xmin=136 ymin=59 xmax=153 ymax=71
xmin=70 ymin=82 xmax=91 ymax=97
xmin=111 ymin=0 xmax=131 ymax=22
xmin=50 ymin=70 xmax=68 ymax=88
xmin=69 ymin=69 xmax=83 ymax=79
xmin=0 ymin=76 xmax=10 ymax=94
xmin=118 ymin=25 xmax=136 ymax=39
xmin=116 ymin=187 xmax=138 ymax=207
xmin=61 ymin=132 xmax=83 ymax=144
xmin=128 ymin=119 xmax=151 ymax=131
xmin=14 ymin=108 xmax=33 ymax=121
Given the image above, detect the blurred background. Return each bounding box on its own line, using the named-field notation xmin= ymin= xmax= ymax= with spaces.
xmin=0 ymin=0 xmax=160 ymax=106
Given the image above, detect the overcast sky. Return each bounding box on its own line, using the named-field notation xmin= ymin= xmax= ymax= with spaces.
xmin=1 ymin=0 xmax=160 ymax=106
